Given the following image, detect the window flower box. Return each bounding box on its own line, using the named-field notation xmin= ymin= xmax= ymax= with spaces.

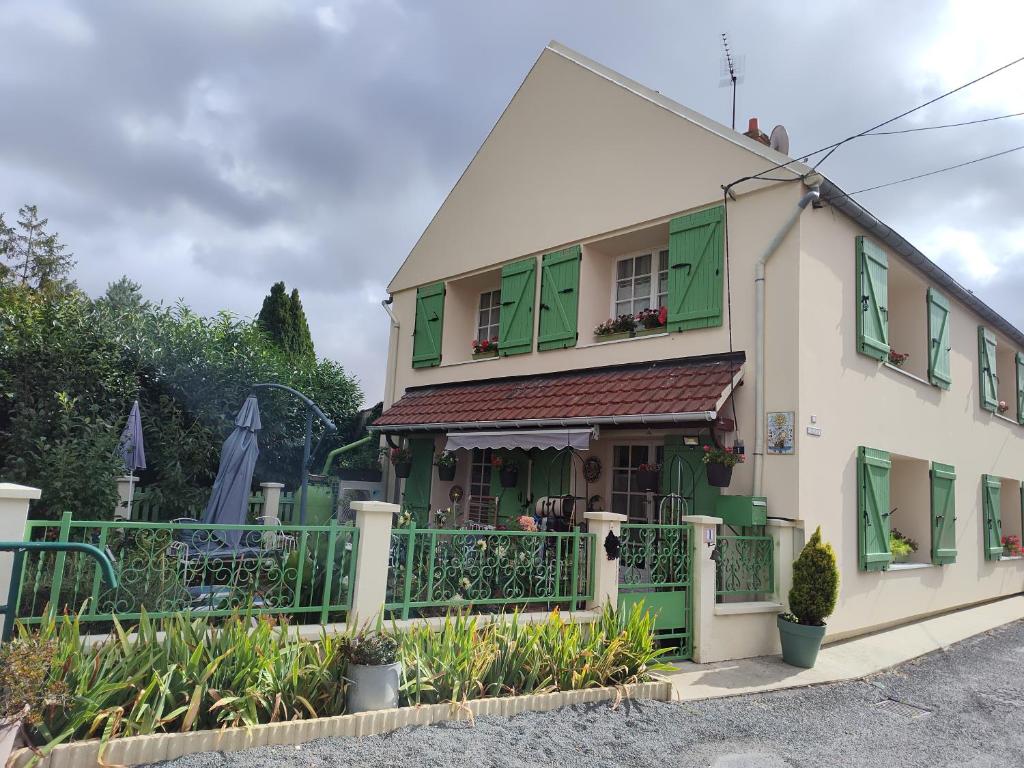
xmin=594 ymin=314 xmax=637 ymax=342
xmin=472 ymin=337 xmax=499 ymax=359
xmin=635 ymin=326 xmax=667 ymax=337
xmin=593 ymin=330 xmax=633 ymax=343
xmin=472 ymin=349 xmax=498 ymax=360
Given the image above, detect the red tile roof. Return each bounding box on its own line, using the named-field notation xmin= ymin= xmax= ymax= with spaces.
xmin=374 ymin=353 xmax=744 ymax=429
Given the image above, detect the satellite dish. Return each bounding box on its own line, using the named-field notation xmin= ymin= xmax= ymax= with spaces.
xmin=770 ymin=125 xmax=790 ymax=155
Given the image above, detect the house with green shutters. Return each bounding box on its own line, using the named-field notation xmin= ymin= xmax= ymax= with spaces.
xmin=371 ymin=41 xmax=1024 ymax=660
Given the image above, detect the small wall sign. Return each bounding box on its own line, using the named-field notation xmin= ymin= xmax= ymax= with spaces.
xmin=767 ymin=411 xmax=795 ymax=454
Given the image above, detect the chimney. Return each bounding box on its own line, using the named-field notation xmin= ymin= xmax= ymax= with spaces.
xmin=744 ymin=117 xmax=770 ymax=146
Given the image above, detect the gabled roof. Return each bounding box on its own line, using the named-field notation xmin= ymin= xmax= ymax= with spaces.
xmin=373 ymin=353 xmax=744 ymax=432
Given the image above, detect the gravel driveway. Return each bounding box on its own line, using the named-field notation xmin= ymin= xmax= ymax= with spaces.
xmin=148 ymin=619 xmax=1024 ymax=768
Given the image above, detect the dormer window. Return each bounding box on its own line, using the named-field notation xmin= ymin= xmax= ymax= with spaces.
xmin=477 ymin=289 xmax=501 ymax=343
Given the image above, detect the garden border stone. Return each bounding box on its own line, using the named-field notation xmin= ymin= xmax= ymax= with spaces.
xmin=10 ymin=680 xmax=671 ymax=768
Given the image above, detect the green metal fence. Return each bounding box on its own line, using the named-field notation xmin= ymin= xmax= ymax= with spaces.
xmin=618 ymin=523 xmax=693 ymax=658
xmin=385 ymin=523 xmax=594 ymax=619
xmin=17 ymin=512 xmax=358 ymax=627
xmin=715 ymin=534 xmax=774 ymax=599
xmin=128 ymin=489 xmax=296 ymax=523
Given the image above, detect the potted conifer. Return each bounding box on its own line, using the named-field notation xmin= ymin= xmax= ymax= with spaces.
xmin=777 ymin=526 xmax=839 ymax=668
xmin=343 ymin=631 xmax=401 ymax=713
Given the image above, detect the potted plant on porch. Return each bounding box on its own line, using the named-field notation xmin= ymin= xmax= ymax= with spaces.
xmin=636 ymin=462 xmax=660 ymax=493
xmin=701 ymin=444 xmax=744 ymax=487
xmin=435 ymin=450 xmax=458 ymax=482
xmin=492 ymin=454 xmax=520 ymax=488
xmin=777 ymin=526 xmax=839 ymax=668
xmin=382 ymin=446 xmax=413 ymax=479
xmin=342 ymin=631 xmax=401 ymax=714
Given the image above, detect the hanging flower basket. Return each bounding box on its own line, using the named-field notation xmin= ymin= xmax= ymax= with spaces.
xmin=435 ymin=450 xmax=457 ymax=481
xmin=492 ymin=455 xmax=519 ymax=488
xmin=393 ymin=461 xmax=412 ymax=479
xmin=702 ymin=444 xmax=744 ymax=488
xmin=705 ymin=462 xmax=733 ymax=487
xmin=637 ymin=464 xmax=660 ymax=493
xmin=382 ymin=446 xmax=413 ymax=479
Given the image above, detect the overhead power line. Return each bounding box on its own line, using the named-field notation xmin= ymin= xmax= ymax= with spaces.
xmin=866 ymin=110 xmax=1024 ymax=135
xmin=723 ymin=52 xmax=1024 ymax=191
xmin=830 ymin=143 xmax=1024 ymax=199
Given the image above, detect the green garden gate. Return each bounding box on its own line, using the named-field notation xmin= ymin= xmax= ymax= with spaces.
xmin=618 ymin=522 xmax=693 ymax=659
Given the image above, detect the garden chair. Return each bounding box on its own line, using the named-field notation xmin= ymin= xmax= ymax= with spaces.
xmin=253 ymin=515 xmax=297 ymax=553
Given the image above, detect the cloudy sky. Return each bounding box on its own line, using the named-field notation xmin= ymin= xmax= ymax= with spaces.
xmin=3 ymin=0 xmax=1022 ymax=402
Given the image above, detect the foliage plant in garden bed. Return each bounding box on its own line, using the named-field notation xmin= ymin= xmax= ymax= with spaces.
xmin=2 ymin=605 xmax=667 ymax=758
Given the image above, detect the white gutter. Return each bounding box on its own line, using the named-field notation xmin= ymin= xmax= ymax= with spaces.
xmin=373 ymin=410 xmax=718 ymax=434
xmin=753 ymin=178 xmax=821 ymax=497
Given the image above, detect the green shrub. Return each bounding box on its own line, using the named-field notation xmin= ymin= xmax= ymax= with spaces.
xmin=787 ymin=526 xmax=839 ymax=626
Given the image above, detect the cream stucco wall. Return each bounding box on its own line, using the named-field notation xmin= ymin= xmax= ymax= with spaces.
xmin=798 ymin=205 xmax=1024 ymax=640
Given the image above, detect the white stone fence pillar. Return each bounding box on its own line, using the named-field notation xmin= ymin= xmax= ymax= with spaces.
xmin=680 ymin=515 xmax=722 ymax=663
xmin=766 ymin=518 xmax=805 ymax=610
xmin=0 ymin=484 xmax=41 ymax=639
xmin=583 ymin=511 xmax=626 ymax=611
xmin=349 ymin=500 xmax=398 ymax=624
xmin=260 ymin=482 xmax=285 ymax=519
xmin=114 ymin=475 xmax=139 ymax=520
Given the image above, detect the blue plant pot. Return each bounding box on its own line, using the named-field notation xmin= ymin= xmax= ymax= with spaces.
xmin=777 ymin=615 xmax=826 ymax=668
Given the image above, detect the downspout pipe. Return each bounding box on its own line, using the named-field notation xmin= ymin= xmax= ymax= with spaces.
xmin=320 ymin=434 xmax=373 ymax=475
xmin=753 ymin=180 xmax=821 ymax=497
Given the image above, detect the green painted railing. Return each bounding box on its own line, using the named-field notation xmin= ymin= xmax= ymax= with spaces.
xmin=129 ymin=489 xmax=288 ymax=523
xmin=17 ymin=512 xmax=358 ymax=627
xmin=715 ymin=534 xmax=774 ymax=598
xmin=618 ymin=523 xmax=692 ymax=589
xmin=385 ymin=523 xmax=594 ymax=619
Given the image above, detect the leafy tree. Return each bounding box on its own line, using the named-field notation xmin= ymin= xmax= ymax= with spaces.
xmin=0 ymin=205 xmax=75 ymax=293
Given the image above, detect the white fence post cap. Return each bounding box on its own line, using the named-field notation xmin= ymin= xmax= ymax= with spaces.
xmin=0 ymin=483 xmax=42 ymax=501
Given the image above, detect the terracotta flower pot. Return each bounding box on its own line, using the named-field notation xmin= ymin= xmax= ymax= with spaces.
xmin=705 ymin=462 xmax=733 ymax=487
xmin=637 ymin=469 xmax=659 ymax=493
xmin=393 ymin=461 xmax=412 ymax=479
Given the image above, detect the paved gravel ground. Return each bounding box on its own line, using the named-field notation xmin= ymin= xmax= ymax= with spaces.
xmin=148 ymin=619 xmax=1024 ymax=768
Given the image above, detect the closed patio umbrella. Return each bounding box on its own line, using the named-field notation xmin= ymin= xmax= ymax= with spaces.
xmin=118 ymin=400 xmax=147 ymax=518
xmin=201 ymin=395 xmax=261 ymax=548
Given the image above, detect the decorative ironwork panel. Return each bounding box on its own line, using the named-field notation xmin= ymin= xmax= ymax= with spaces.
xmin=16 ymin=513 xmax=358 ymax=628
xmin=386 ymin=525 xmax=593 ymax=618
xmin=618 ymin=524 xmax=692 ymax=589
xmin=715 ymin=535 xmax=774 ymax=598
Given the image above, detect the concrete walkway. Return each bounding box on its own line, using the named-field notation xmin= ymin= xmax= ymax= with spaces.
xmin=663 ymin=594 xmax=1024 ymax=701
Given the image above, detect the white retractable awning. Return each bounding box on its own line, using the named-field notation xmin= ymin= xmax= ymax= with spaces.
xmin=444 ymin=428 xmax=593 ymax=452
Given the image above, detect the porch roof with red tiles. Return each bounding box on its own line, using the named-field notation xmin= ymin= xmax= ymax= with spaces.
xmin=373 ymin=352 xmax=744 ymax=431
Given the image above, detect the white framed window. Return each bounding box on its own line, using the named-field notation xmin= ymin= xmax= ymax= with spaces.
xmin=613 ymin=249 xmax=669 ymax=317
xmin=468 ymin=448 xmax=496 ymax=525
xmin=611 ymin=443 xmax=665 ymax=523
xmin=477 ymin=290 xmax=501 ymax=343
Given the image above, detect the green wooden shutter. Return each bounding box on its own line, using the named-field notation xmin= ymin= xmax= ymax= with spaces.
xmin=412 ymin=282 xmax=445 ymax=368
xmin=490 ymin=448 xmax=529 ymax=525
xmin=856 ymin=237 xmax=889 ymax=361
xmin=661 ymin=437 xmax=720 ymax=515
xmin=537 ymin=246 xmax=581 ymax=351
xmin=927 ymin=288 xmax=951 ymax=389
xmin=402 ymin=438 xmax=434 ymax=526
xmin=530 ymin=449 xmax=571 ymax=499
xmin=982 ymin=474 xmax=1003 ymax=561
xmin=857 ymin=446 xmax=892 ymax=571
xmin=667 ymin=206 xmax=724 ymax=332
xmin=930 ymin=462 xmax=957 ymax=565
xmin=1016 ymin=352 xmax=1024 ymax=424
xmin=498 ymin=258 xmax=536 ymax=356
xmin=978 ymin=327 xmax=998 ymax=412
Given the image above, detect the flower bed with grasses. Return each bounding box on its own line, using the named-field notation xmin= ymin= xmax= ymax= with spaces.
xmin=2 ymin=605 xmax=667 ymax=760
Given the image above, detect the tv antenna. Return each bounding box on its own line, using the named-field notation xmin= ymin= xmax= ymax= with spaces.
xmin=719 ymin=33 xmax=745 ymax=130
